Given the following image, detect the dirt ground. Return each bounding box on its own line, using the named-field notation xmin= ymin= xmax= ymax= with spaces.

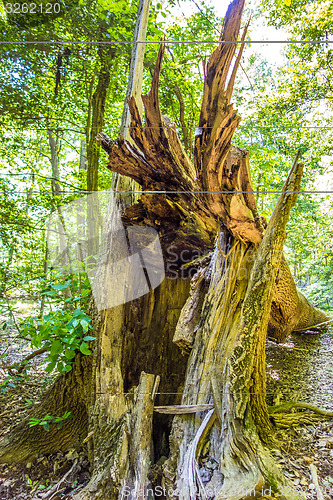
xmin=0 ymin=304 xmax=332 ymax=499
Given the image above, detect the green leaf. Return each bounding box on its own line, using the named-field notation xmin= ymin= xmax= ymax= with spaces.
xmin=43 ymin=290 xmax=57 ymax=297
xmin=83 ymin=336 xmax=96 ymax=342
xmin=64 ymin=349 xmax=76 ymax=359
xmin=79 ymin=342 xmax=92 ymax=356
xmin=51 ymin=284 xmax=68 ymax=290
xmin=50 ymin=340 xmax=63 ymax=356
xmin=57 ymin=362 xmax=64 ymax=373
xmin=71 ymin=296 xmax=81 ymax=302
xmin=45 ymin=362 xmax=56 ymax=373
xmin=28 ymin=418 xmax=40 ymax=427
xmin=80 ymin=319 xmax=89 ymax=332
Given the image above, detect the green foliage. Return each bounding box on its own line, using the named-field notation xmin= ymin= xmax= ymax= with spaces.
xmin=27 ymin=477 xmax=39 ymax=489
xmin=0 ymin=376 xmax=16 ymax=393
xmin=28 ymin=410 xmax=72 ymax=431
xmin=41 ymin=269 xmax=91 ymax=306
xmin=234 ymin=0 xmax=333 ymax=306
xmin=22 ymin=306 xmax=94 ymax=373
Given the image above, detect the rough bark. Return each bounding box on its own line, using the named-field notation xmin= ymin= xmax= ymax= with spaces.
xmin=162 ymin=157 xmax=304 ymax=500
xmin=0 ymin=353 xmax=92 ymax=463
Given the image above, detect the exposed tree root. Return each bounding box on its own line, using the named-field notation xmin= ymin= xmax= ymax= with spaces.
xmin=271 ymin=413 xmax=324 ymax=428
xmin=268 ymin=401 xmax=333 ymax=428
xmin=268 ymin=401 xmax=333 ymax=417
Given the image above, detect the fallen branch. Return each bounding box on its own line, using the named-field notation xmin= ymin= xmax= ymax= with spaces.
xmin=2 ymin=347 xmax=48 ymax=374
xmin=309 ymin=464 xmax=324 ymax=500
xmin=154 ymin=404 xmax=214 ymax=414
xmin=41 ymin=458 xmax=79 ymax=499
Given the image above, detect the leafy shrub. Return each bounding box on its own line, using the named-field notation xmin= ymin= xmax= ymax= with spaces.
xmin=22 ymin=307 xmax=95 ymax=373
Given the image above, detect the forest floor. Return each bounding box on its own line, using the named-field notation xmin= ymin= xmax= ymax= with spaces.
xmin=265 ymin=330 xmax=333 ymax=499
xmin=0 ymin=302 xmax=333 ymax=499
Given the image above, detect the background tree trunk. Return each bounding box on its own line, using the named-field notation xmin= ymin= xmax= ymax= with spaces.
xmin=86 ymin=45 xmax=114 ymax=257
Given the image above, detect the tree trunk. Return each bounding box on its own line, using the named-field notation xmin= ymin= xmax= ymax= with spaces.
xmin=47 ymin=128 xmax=70 ymax=271
xmin=47 ymin=128 xmax=61 ymax=198
xmin=86 ymin=47 xmax=113 ymax=194
xmin=166 ymin=156 xmax=304 ymax=500
xmin=0 ymin=1 xmax=330 ymax=499
xmin=86 ymin=45 xmax=114 ymax=256
xmin=0 ymin=353 xmax=92 ymax=463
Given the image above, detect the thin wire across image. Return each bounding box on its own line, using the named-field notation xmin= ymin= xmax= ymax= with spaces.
xmin=1 ymin=39 xmax=333 ymax=44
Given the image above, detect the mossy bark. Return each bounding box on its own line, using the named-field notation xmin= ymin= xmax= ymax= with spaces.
xmin=0 ymin=353 xmax=92 ymax=463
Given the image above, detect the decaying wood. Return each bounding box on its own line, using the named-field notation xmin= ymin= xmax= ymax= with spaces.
xmin=119 ymin=0 xmax=150 ymax=140
xmin=75 ymin=277 xmax=191 ymax=499
xmin=98 ymin=0 xmax=328 ymax=340
xmin=120 ymin=372 xmax=159 ymax=499
xmin=154 ymin=404 xmax=214 ymax=414
xmin=69 ymin=1 xmax=330 ymax=497
xmin=167 ymin=155 xmax=306 ymax=500
xmin=173 ymin=263 xmax=210 ymax=352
